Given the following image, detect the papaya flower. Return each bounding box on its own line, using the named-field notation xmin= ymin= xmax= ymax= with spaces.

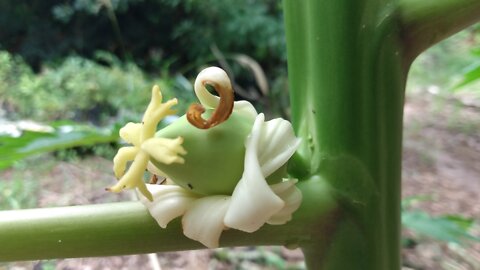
xmin=110 ymin=67 xmax=302 ymax=248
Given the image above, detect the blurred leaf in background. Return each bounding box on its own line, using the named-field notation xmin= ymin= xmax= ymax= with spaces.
xmin=0 ymin=176 xmax=38 ymax=210
xmin=454 ymin=46 xmax=480 ymax=90
xmin=402 ymin=196 xmax=479 ymax=244
xmin=403 ymin=211 xmax=479 ymax=243
xmin=0 ymin=120 xmax=119 ymax=170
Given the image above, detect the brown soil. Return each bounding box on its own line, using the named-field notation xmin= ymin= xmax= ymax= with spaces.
xmin=402 ymin=92 xmax=480 ymax=270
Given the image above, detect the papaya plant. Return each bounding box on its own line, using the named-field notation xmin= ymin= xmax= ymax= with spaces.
xmin=1 ymin=1 xmax=480 ymax=269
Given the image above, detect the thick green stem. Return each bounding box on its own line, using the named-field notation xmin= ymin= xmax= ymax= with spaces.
xmin=399 ymin=0 xmax=480 ymax=63
xmin=283 ymin=0 xmax=480 ymax=269
xmin=284 ymin=1 xmax=404 ymax=268
xmin=0 ymin=180 xmax=337 ymax=261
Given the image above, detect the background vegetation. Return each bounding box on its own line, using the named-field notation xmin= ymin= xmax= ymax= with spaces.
xmin=0 ymin=1 xmax=479 ymax=269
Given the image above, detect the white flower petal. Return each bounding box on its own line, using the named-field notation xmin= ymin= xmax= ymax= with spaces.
xmin=139 ymin=184 xmax=200 ymax=228
xmin=182 ymin=196 xmax=231 ymax=248
xmin=267 ymin=179 xmax=303 ymax=225
xmin=224 ymin=114 xmax=289 ymax=233
xmin=258 ymin=118 xmax=301 ymax=177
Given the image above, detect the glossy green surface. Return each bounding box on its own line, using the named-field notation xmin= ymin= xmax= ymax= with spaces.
xmin=284 ymin=0 xmax=404 ymax=268
xmin=400 ymin=0 xmax=480 ymax=62
xmin=0 ymin=179 xmax=337 ymax=261
xmin=284 ymin=0 xmax=480 ymax=269
xmin=154 ymin=110 xmax=253 ymax=195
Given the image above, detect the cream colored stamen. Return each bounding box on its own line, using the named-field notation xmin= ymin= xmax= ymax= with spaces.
xmin=108 ymin=85 xmax=186 ymax=201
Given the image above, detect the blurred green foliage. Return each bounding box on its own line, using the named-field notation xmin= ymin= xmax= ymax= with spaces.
xmin=0 ymin=170 xmax=39 ymax=210
xmin=0 ymin=0 xmax=285 ymax=74
xmin=0 ymin=50 xmax=194 ymax=123
xmin=408 ymin=26 xmax=480 ymax=95
xmin=402 ymin=196 xmax=479 ymax=244
xmin=0 ymin=121 xmax=119 ymax=170
xmin=213 ymin=247 xmax=305 ymax=270
xmin=0 ymin=179 xmax=38 ymax=210
xmin=454 ymin=46 xmax=480 ymax=91
xmin=0 ymin=0 xmax=287 ymax=119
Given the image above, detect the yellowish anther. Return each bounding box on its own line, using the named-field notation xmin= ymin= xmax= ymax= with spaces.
xmin=108 ymin=85 xmax=185 ymax=201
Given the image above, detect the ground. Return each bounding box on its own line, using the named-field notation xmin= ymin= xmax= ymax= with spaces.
xmin=402 ymin=91 xmax=480 ymax=270
xmin=0 ymin=90 xmax=479 ymax=270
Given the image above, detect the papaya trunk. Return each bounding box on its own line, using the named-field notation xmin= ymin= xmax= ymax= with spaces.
xmin=283 ymin=0 xmax=480 ymax=269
